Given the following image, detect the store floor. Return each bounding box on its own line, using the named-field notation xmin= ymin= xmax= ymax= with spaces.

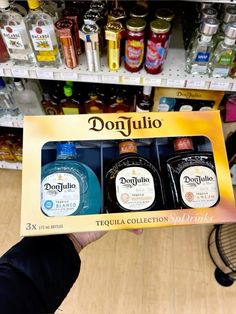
xmin=1 ymin=169 xmax=236 ymax=314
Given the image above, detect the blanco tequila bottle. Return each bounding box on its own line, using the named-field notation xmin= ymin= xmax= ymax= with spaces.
xmin=208 ymin=23 xmax=236 ymax=78
xmin=25 ymin=0 xmax=61 ymax=67
xmin=186 ymin=17 xmax=219 ymax=75
xmin=0 ymin=0 xmax=35 ymax=65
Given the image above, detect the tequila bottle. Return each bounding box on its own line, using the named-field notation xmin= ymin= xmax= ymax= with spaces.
xmin=25 ymin=0 xmax=61 ymax=67
xmin=104 ymin=140 xmax=165 ymax=213
xmin=41 ymin=141 xmax=101 ymax=216
xmin=209 ymin=23 xmax=236 ymax=77
xmin=0 ymin=0 xmax=35 ymax=65
xmin=186 ymin=17 xmax=219 ymax=75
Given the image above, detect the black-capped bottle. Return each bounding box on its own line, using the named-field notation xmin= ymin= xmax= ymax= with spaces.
xmin=104 ymin=140 xmax=165 ymax=213
xmin=166 ymin=137 xmax=219 ymax=209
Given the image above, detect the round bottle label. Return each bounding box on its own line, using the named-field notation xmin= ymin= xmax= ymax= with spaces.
xmin=180 ymin=166 xmax=218 ymax=208
xmin=115 ymin=167 xmax=155 ymax=210
xmin=41 ymin=173 xmax=80 ymax=216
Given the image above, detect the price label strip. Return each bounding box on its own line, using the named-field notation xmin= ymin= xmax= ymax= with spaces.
xmin=102 ymin=75 xmax=120 ymax=83
xmin=210 ymin=81 xmax=230 ymax=90
xmin=11 ymin=68 xmax=29 ymax=78
xmin=121 ymin=75 xmax=141 ymax=84
xmin=79 ymin=74 xmax=101 ymax=83
xmin=142 ymin=76 xmax=162 ymax=86
xmin=166 ymin=79 xmax=185 ymax=88
xmin=186 ymin=80 xmax=206 ymax=89
xmin=61 ymin=72 xmax=78 ymax=80
xmin=36 ymin=69 xmax=54 ymax=80
xmin=0 ymin=67 xmax=4 ymax=76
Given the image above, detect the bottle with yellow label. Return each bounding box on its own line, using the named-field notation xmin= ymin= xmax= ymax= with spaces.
xmin=60 ymin=83 xmax=82 ymax=115
xmin=25 ymin=0 xmax=61 ymax=67
xmin=105 ymin=21 xmax=123 ymax=71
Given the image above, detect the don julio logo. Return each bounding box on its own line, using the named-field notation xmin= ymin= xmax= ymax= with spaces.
xmin=120 ymin=176 xmax=150 ymax=186
xmin=88 ymin=116 xmax=162 ymax=137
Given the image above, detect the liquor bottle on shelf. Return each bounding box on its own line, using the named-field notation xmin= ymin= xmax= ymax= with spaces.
xmin=84 ymin=91 xmax=104 ymax=114
xmin=13 ymin=78 xmax=44 ymax=115
xmin=0 ymin=77 xmax=18 ymax=116
xmin=136 ymin=86 xmax=153 ymax=112
xmin=208 ymin=23 xmax=236 ymax=78
xmin=0 ymin=33 xmax=9 ymax=63
xmin=25 ymin=0 xmax=61 ymax=67
xmin=104 ymin=140 xmax=165 ymax=213
xmin=60 ymin=83 xmax=82 ymax=114
xmin=186 ymin=17 xmax=219 ymax=75
xmin=107 ymin=91 xmax=130 ymax=113
xmin=166 ymin=137 xmax=219 ymax=209
xmin=0 ymin=0 xmax=36 ymax=65
xmin=41 ymin=92 xmax=62 ymax=115
xmin=41 ymin=141 xmax=101 ymax=216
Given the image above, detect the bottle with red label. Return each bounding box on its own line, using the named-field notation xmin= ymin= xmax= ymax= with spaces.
xmin=145 ymin=19 xmax=171 ymax=74
xmin=125 ymin=17 xmax=146 ymax=72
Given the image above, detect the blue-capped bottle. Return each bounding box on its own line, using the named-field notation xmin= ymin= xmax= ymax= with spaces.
xmin=41 ymin=141 xmax=101 ymax=216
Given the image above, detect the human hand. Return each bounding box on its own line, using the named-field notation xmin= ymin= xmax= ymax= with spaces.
xmin=68 ymin=229 xmax=143 ymax=254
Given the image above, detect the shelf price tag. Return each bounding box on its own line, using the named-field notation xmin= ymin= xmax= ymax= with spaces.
xmin=0 ymin=67 xmax=4 ymax=76
xmin=166 ymin=79 xmax=185 ymax=88
xmin=186 ymin=80 xmax=206 ymax=89
xmin=11 ymin=68 xmax=29 ymax=77
xmin=102 ymin=75 xmax=119 ymax=83
xmin=61 ymin=72 xmax=78 ymax=80
xmin=210 ymin=81 xmax=230 ymax=90
xmin=121 ymin=75 xmax=141 ymax=84
xmin=142 ymin=77 xmax=162 ymax=86
xmin=36 ymin=69 xmax=54 ymax=80
xmin=79 ymin=74 xmax=101 ymax=83
xmin=231 ymin=82 xmax=236 ymax=91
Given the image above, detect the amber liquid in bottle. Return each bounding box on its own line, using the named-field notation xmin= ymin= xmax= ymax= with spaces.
xmin=104 ymin=140 xmax=165 ymax=213
xmin=60 ymin=83 xmax=82 ymax=114
xmin=84 ymin=93 xmax=104 ymax=114
xmin=166 ymin=137 xmax=219 ymax=209
xmin=107 ymin=94 xmax=130 ymax=113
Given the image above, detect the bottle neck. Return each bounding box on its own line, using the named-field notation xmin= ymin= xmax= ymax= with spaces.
xmin=56 ymin=142 xmax=77 ymax=160
xmin=224 ymin=36 xmax=236 ymax=46
xmin=200 ymin=33 xmax=212 ymax=43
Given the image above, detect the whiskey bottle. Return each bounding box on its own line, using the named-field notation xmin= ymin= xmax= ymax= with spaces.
xmin=60 ymin=83 xmax=81 ymax=114
xmin=84 ymin=91 xmax=104 ymax=114
xmin=104 ymin=140 xmax=165 ymax=213
xmin=166 ymin=137 xmax=219 ymax=209
xmin=136 ymin=86 xmax=153 ymax=112
xmin=41 ymin=141 xmax=101 ymax=216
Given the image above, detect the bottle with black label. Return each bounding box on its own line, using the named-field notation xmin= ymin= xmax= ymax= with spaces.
xmin=104 ymin=140 xmax=165 ymax=213
xmin=166 ymin=137 xmax=219 ymax=209
xmin=136 ymin=86 xmax=153 ymax=112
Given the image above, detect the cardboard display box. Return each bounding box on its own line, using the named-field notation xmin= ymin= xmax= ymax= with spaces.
xmin=21 ymin=111 xmax=235 ymax=236
xmin=153 ymin=88 xmax=224 ymax=112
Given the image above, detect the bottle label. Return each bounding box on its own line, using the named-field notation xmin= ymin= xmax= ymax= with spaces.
xmin=62 ymin=107 xmax=79 ymax=114
xmin=115 ymin=167 xmax=155 ymax=210
xmin=179 ymin=105 xmax=193 ymax=111
xmin=89 ymin=105 xmax=103 ymax=113
xmin=180 ymin=166 xmax=218 ymax=208
xmin=1 ymin=25 xmax=25 ymax=50
xmin=212 ymin=67 xmax=230 ymax=76
xmin=125 ymin=39 xmax=144 ymax=68
xmin=145 ymin=40 xmax=165 ymax=70
xmin=218 ymin=54 xmax=233 ymax=66
xmin=190 ymin=64 xmax=207 ymax=74
xmin=41 ymin=173 xmax=80 ymax=216
xmin=195 ymin=52 xmax=210 ymax=62
xmin=45 ymin=106 xmax=58 ymax=115
xmin=30 ymin=26 xmax=54 ymax=51
xmin=158 ymin=103 xmax=170 ymax=112
xmin=136 ymin=106 xmax=149 ymax=112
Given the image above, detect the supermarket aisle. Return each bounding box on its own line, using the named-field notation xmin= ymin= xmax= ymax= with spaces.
xmin=0 ymin=169 xmax=236 ymax=314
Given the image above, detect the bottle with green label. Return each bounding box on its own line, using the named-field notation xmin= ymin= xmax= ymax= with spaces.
xmin=60 ymin=83 xmax=82 ymax=115
xmin=41 ymin=141 xmax=101 ymax=216
xmin=208 ymin=22 xmax=236 ymax=78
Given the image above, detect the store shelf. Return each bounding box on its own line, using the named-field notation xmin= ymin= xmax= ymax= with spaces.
xmin=0 ymin=23 xmax=235 ymax=92
xmin=0 ymin=161 xmax=22 ymax=170
xmin=0 ymin=115 xmax=23 ymax=128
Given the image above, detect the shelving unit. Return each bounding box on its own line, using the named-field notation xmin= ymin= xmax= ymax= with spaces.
xmin=0 ymin=160 xmax=22 ymax=170
xmin=0 ymin=115 xmax=23 ymax=128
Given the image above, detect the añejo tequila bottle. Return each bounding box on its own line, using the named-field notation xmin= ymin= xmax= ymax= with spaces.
xmin=41 ymin=141 xmax=101 ymax=216
xmin=0 ymin=0 xmax=35 ymax=65
xmin=25 ymin=0 xmax=61 ymax=67
xmin=208 ymin=23 xmax=236 ymax=78
xmin=186 ymin=17 xmax=219 ymax=75
xmin=104 ymin=140 xmax=165 ymax=213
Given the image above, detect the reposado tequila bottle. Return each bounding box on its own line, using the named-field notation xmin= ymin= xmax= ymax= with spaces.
xmin=186 ymin=17 xmax=219 ymax=75
xmin=208 ymin=22 xmax=236 ymax=78
xmin=41 ymin=142 xmax=101 ymax=216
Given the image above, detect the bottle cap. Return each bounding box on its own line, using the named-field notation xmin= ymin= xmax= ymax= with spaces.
xmin=119 ymin=140 xmax=137 ymax=154
xmin=202 ymin=8 xmax=218 ymax=20
xmin=174 ymin=137 xmax=194 ymax=151
xmin=224 ymin=7 xmax=236 ymax=24
xmin=27 ymin=0 xmax=40 ymax=10
xmin=0 ymin=0 xmax=9 ymax=9
xmin=64 ymin=85 xmax=73 ymax=97
xmin=57 ymin=142 xmax=77 ymax=158
xmin=130 ymin=5 xmax=148 ymax=19
xmin=201 ymin=17 xmax=219 ymax=36
xmin=126 ymin=18 xmax=146 ymax=32
xmin=150 ymin=19 xmax=171 ymax=33
xmin=155 ymin=8 xmax=175 ymax=22
xmin=14 ymin=80 xmax=24 ymax=92
xmin=201 ymin=3 xmax=213 ymax=10
xmin=143 ymin=86 xmax=152 ymax=96
xmin=225 ymin=22 xmax=236 ymax=39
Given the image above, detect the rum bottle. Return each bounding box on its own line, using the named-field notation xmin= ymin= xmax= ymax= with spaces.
xmin=41 ymin=141 xmax=101 ymax=216
xmin=104 ymin=140 xmax=165 ymax=213
xmin=166 ymin=137 xmax=219 ymax=209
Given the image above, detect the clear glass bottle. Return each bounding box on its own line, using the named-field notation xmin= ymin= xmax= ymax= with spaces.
xmin=208 ymin=23 xmax=236 ymax=78
xmin=186 ymin=17 xmax=219 ymax=75
xmin=136 ymin=86 xmax=153 ymax=112
xmin=41 ymin=141 xmax=101 ymax=216
xmin=13 ymin=78 xmax=44 ymax=115
xmin=0 ymin=0 xmax=35 ymax=65
xmin=25 ymin=0 xmax=61 ymax=67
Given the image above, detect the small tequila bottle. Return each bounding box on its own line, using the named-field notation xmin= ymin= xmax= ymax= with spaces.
xmin=41 ymin=141 xmax=101 ymax=216
xmin=25 ymin=0 xmax=61 ymax=67
xmin=0 ymin=0 xmax=35 ymax=65
xmin=186 ymin=17 xmax=219 ymax=75
xmin=208 ymin=23 xmax=236 ymax=78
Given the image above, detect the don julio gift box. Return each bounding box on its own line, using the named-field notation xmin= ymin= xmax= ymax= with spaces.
xmin=21 ymin=111 xmax=235 ymax=236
